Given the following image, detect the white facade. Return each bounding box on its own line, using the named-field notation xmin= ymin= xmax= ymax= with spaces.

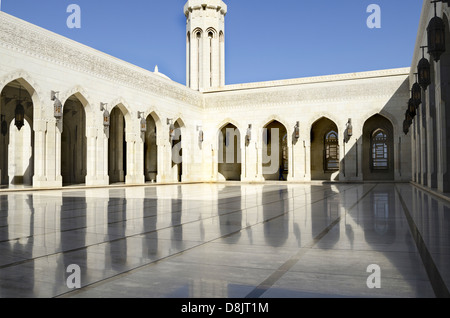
xmin=409 ymin=1 xmax=450 ymax=194
xmin=0 ymin=1 xmax=413 ymax=189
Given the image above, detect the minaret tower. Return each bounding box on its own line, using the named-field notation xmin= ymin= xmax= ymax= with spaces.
xmin=184 ymin=0 xmax=227 ymax=91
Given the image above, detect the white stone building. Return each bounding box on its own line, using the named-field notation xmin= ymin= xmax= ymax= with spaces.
xmin=0 ymin=0 xmax=414 ymax=189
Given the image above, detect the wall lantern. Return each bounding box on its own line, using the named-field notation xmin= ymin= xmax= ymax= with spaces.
xmin=418 ymin=46 xmax=431 ymax=91
xmin=427 ymin=1 xmax=447 ymax=62
xmin=100 ymin=103 xmax=110 ymax=128
xmin=14 ymin=102 xmax=25 ymax=131
xmin=411 ymin=74 xmax=422 ymax=107
xmin=167 ymin=118 xmax=175 ymax=140
xmin=245 ymin=124 xmax=252 ymax=144
xmin=294 ymin=121 xmax=300 ymax=140
xmin=197 ymin=125 xmax=204 ymax=143
xmin=403 ymin=120 xmax=410 ymax=135
xmin=13 ymin=85 xmax=25 ymax=131
xmin=1 ymin=115 xmax=7 ymax=137
xmin=138 ymin=112 xmax=147 ymax=133
xmin=51 ymin=90 xmax=63 ymax=121
xmin=408 ymin=98 xmax=417 ymax=119
xmin=405 ymin=109 xmax=413 ymax=126
xmin=346 ymin=119 xmax=353 ymax=137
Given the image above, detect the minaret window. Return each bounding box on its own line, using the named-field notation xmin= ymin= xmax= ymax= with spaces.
xmin=209 ymin=32 xmax=214 ymax=87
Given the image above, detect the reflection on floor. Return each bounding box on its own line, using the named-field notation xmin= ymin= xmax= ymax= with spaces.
xmin=0 ymin=183 xmax=448 ymax=298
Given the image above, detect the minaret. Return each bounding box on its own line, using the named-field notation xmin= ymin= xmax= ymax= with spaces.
xmin=184 ymin=0 xmax=227 ymax=91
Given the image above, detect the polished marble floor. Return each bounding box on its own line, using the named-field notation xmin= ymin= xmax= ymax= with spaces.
xmin=0 ymin=182 xmax=449 ymax=298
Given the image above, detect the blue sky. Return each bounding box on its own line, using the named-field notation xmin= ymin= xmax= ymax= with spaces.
xmin=1 ymin=0 xmax=423 ymax=85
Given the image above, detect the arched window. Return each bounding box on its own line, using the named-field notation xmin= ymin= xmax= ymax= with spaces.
xmin=324 ymin=130 xmax=339 ymax=171
xmin=371 ymin=129 xmax=389 ymax=170
xmin=282 ymin=134 xmax=288 ymax=172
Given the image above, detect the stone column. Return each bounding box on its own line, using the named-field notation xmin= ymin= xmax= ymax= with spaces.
xmin=414 ymin=113 xmax=421 ymax=184
xmin=435 ymin=62 xmax=450 ymax=192
xmin=211 ymin=35 xmax=219 ymax=88
xmin=32 ymin=119 xmax=47 ymax=186
xmin=411 ymin=123 xmax=416 ymax=183
xmin=289 ymin=133 xmax=304 ymax=182
xmin=220 ymin=32 xmax=225 ymax=87
xmin=85 ymin=126 xmax=97 ymax=186
xmin=304 ymin=139 xmax=311 ymax=181
xmin=426 ymin=82 xmax=437 ymax=188
xmin=125 ymin=132 xmax=145 ymax=185
xmin=101 ymin=128 xmax=109 ymax=184
xmin=420 ymin=102 xmax=428 ymax=186
xmin=338 ymin=129 xmax=346 ymax=181
xmin=156 ymin=136 xmax=165 ymax=183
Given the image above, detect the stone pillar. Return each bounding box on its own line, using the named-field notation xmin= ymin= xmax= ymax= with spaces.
xmin=220 ymin=32 xmax=225 ymax=87
xmin=289 ymin=133 xmax=304 ymax=182
xmin=125 ymin=132 xmax=145 ymax=185
xmin=211 ymin=34 xmax=219 ymax=88
xmin=355 ymin=137 xmax=368 ymax=181
xmin=420 ymin=102 xmax=428 ymax=186
xmin=304 ymin=139 xmax=311 ymax=181
xmin=32 ymin=119 xmax=62 ymax=187
xmin=426 ymin=81 xmax=437 ymax=188
xmin=85 ymin=126 xmax=97 ymax=186
xmin=338 ymin=129 xmax=346 ymax=181
xmin=202 ymin=31 xmax=210 ymax=90
xmin=412 ymin=119 xmax=416 ymax=183
xmin=156 ymin=136 xmax=165 ymax=183
xmin=435 ymin=62 xmax=450 ymax=192
xmin=32 ymin=119 xmax=47 ymax=186
xmin=414 ymin=114 xmax=421 ymax=184
xmin=101 ymin=128 xmax=109 ymax=184
xmin=186 ymin=33 xmax=191 ymax=88
xmin=191 ymin=33 xmax=199 ymax=91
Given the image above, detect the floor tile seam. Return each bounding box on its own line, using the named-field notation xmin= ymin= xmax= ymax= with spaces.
xmin=309 ymin=246 xmax=424 ymax=254
xmin=394 ymin=185 xmax=450 ymax=298
xmin=282 ymin=267 xmax=434 ymax=280
xmin=264 ymin=268 xmax=433 ymax=282
xmin=244 ymin=183 xmax=379 ymax=298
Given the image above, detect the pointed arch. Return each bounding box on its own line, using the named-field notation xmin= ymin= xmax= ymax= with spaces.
xmin=262 ymin=119 xmax=289 ymax=181
xmin=310 ymin=117 xmax=339 ymax=181
xmin=108 ymin=101 xmax=130 ymax=184
xmin=206 ymin=27 xmax=217 ymax=39
xmin=359 ymin=110 xmax=398 ymax=137
xmin=216 ymin=118 xmax=243 ymax=137
xmin=109 ymin=97 xmax=132 ymax=129
xmin=0 ymin=77 xmax=37 ymax=186
xmin=217 ymin=122 xmax=242 ymax=181
xmin=61 ymin=93 xmax=87 ymax=185
xmin=172 ymin=117 xmax=185 ymax=182
xmin=144 ymin=110 xmax=161 ymax=183
xmin=0 ymin=71 xmax=43 ymax=120
xmin=362 ymin=114 xmax=394 ymax=181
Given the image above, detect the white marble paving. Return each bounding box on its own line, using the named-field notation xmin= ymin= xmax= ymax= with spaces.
xmin=0 ymin=183 xmax=448 ymax=298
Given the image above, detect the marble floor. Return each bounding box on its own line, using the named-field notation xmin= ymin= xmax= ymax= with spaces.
xmin=0 ymin=182 xmax=449 ymax=298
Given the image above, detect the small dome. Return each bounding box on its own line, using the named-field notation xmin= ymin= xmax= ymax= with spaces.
xmin=154 ymin=65 xmax=171 ymax=81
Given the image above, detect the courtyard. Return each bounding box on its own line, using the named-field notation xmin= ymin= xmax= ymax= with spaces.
xmin=0 ymin=182 xmax=448 ymax=298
